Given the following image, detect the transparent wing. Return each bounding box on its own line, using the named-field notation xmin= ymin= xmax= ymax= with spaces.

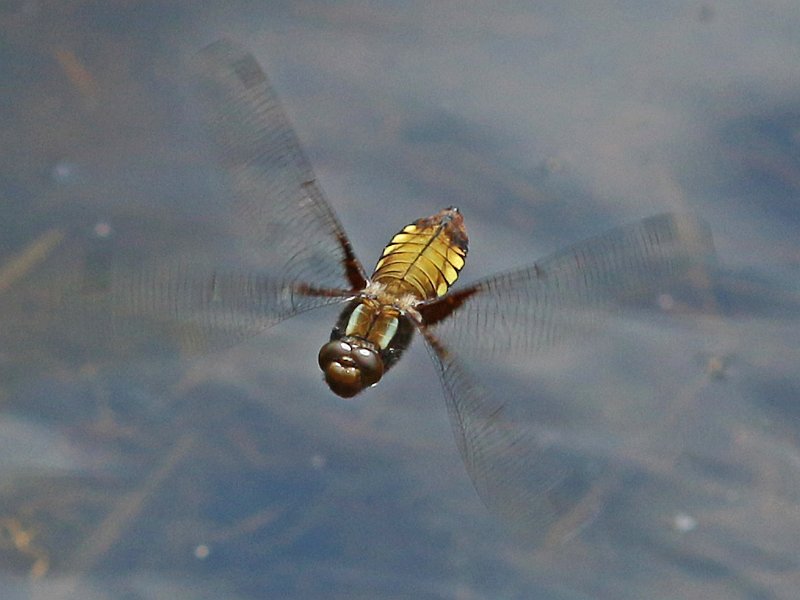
xmin=0 ymin=40 xmax=365 ymax=363
xmin=421 ymin=331 xmax=596 ymax=542
xmin=419 ymin=214 xmax=718 ymax=540
xmin=421 ymin=213 xmax=715 ymax=355
xmin=192 ymin=39 xmax=366 ymax=290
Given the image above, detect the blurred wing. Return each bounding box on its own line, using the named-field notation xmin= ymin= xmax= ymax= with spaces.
xmin=419 ymin=213 xmax=717 ymax=539
xmin=0 ymin=227 xmax=351 ymax=368
xmin=1 ymin=40 xmax=366 ymax=362
xmin=420 ymin=213 xmax=715 ymax=355
xmin=193 ymin=39 xmax=367 ymax=291
xmin=421 ymin=331 xmax=599 ymax=542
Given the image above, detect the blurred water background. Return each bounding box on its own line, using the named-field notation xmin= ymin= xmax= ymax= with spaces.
xmin=1 ymin=2 xmax=800 ymax=599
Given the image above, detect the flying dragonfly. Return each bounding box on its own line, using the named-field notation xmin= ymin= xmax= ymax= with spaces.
xmin=19 ymin=40 xmax=716 ymax=540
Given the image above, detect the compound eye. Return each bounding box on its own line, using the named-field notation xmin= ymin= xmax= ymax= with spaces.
xmin=317 ymin=341 xmax=384 ymax=398
xmin=318 ymin=340 xmax=352 ymax=370
xmin=351 ymin=346 xmax=383 ymax=387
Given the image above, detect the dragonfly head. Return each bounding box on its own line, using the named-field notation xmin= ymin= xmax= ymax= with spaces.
xmin=318 ymin=338 xmax=384 ymax=398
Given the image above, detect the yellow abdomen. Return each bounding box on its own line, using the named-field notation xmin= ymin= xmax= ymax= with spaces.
xmin=371 ymin=207 xmax=468 ymax=301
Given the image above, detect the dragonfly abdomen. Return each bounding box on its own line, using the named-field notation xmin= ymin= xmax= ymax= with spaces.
xmin=371 ymin=207 xmax=468 ymax=301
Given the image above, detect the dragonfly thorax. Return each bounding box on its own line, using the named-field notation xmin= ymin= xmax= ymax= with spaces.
xmin=318 ymin=297 xmax=415 ymax=397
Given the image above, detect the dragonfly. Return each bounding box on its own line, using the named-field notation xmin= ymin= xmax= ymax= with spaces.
xmin=16 ymin=40 xmax=716 ymax=540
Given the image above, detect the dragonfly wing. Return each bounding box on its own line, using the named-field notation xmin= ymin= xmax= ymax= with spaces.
xmin=2 ymin=41 xmax=365 ymax=363
xmin=1 ymin=230 xmax=351 ymax=365
xmin=420 ymin=329 xmax=597 ymax=541
xmin=419 ymin=214 xmax=717 ymax=540
xmin=421 ymin=213 xmax=716 ymax=356
xmin=193 ymin=39 xmax=367 ymax=291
